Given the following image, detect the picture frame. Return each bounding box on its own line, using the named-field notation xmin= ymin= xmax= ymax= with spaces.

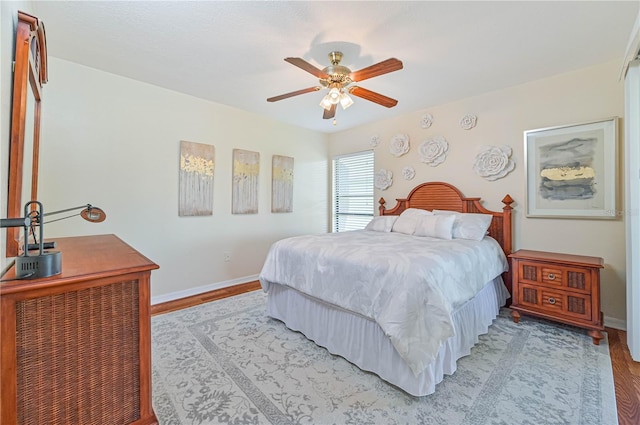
xmin=524 ymin=117 xmax=618 ymax=219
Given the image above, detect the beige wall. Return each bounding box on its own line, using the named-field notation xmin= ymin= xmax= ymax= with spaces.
xmin=36 ymin=58 xmax=329 ymax=300
xmin=1 ymin=5 xmax=625 ymax=325
xmin=329 ymin=60 xmax=627 ymax=326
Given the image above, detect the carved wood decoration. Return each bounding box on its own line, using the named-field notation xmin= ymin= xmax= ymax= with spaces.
xmin=6 ymin=11 xmax=48 ymax=257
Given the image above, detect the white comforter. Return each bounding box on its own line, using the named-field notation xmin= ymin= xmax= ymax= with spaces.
xmin=259 ymin=230 xmax=508 ymax=376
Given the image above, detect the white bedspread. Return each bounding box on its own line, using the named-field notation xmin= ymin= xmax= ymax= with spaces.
xmin=259 ymin=230 xmax=508 ymax=376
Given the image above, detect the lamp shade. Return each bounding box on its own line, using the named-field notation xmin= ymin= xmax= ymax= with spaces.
xmin=319 ymin=95 xmax=333 ymax=110
xmin=80 ymin=206 xmax=106 ymax=223
xmin=328 ymin=87 xmax=341 ymax=104
xmin=339 ymin=92 xmax=354 ymax=109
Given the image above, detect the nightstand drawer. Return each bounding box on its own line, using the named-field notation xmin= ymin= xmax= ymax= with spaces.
xmin=541 ymin=266 xmax=563 ymax=285
xmin=518 ymin=284 xmax=592 ymax=322
xmin=518 ymin=261 xmax=592 ymax=294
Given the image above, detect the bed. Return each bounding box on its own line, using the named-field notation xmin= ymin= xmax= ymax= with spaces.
xmin=259 ymin=182 xmax=514 ymax=396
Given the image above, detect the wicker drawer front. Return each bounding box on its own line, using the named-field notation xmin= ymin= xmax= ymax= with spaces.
xmin=518 ymin=284 xmax=592 ymax=322
xmin=15 ymin=280 xmax=141 ymax=425
xmin=518 ymin=261 xmax=591 ymax=294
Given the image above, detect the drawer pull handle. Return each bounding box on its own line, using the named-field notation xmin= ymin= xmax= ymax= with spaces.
xmin=547 ymin=273 xmax=556 ymax=281
xmin=548 ymin=297 xmax=556 ymax=305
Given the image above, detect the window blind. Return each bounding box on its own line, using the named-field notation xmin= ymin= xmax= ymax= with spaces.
xmin=333 ymin=150 xmax=374 ymax=232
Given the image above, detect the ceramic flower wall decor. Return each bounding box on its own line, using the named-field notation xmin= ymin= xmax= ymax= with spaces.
xmin=389 ymin=134 xmax=410 ymax=157
xmin=418 ymin=136 xmax=449 ymax=167
xmin=374 ymin=169 xmax=393 ymax=190
xmin=402 ymin=166 xmax=415 ymax=180
xmin=460 ymin=114 xmax=477 ymax=130
xmin=473 ymin=145 xmax=515 ymax=181
xmin=370 ymin=135 xmax=380 ymax=147
xmin=420 ymin=113 xmax=433 ymax=129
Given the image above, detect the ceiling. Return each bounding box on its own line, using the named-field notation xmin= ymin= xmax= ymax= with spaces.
xmin=31 ymin=1 xmax=639 ymax=134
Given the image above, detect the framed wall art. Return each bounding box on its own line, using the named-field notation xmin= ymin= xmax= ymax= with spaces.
xmin=271 ymin=155 xmax=294 ymax=213
xmin=179 ymin=140 xmax=214 ymax=216
xmin=232 ymin=149 xmax=260 ymax=214
xmin=524 ymin=117 xmax=617 ymax=219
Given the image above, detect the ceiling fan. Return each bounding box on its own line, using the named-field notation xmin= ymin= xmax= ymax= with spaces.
xmin=267 ymin=51 xmax=403 ymax=120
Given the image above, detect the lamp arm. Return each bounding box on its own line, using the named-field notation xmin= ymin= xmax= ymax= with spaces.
xmin=0 ymin=217 xmax=30 ymax=228
xmin=43 ymin=204 xmax=92 ymax=217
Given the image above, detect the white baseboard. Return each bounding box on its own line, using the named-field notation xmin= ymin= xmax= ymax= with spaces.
xmin=604 ymin=315 xmax=626 ymax=331
xmin=151 ymin=274 xmax=260 ymax=305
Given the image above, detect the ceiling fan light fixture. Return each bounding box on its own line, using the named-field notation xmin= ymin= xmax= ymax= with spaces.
xmin=319 ymin=95 xmax=333 ymax=110
xmin=339 ymin=91 xmax=354 ymax=110
xmin=328 ymin=87 xmax=341 ymax=104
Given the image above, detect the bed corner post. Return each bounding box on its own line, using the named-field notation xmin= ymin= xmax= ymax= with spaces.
xmin=501 ymin=194 xmax=514 ymax=304
xmin=379 ymin=197 xmax=386 ymax=216
xmin=501 ymin=194 xmax=514 ymax=256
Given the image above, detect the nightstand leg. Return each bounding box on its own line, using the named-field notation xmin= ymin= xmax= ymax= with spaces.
xmin=511 ymin=310 xmax=521 ymax=323
xmin=588 ymin=330 xmax=603 ymax=345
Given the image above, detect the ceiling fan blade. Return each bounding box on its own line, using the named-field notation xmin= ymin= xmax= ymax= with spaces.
xmin=349 ymin=86 xmax=398 ymax=108
xmin=349 ymin=58 xmax=403 ymax=82
xmin=323 ymin=104 xmax=337 ymax=119
xmin=284 ymin=57 xmax=329 ymax=79
xmin=267 ymin=86 xmax=321 ymax=102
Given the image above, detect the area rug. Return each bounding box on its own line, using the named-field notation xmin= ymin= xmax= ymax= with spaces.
xmin=151 ymin=290 xmax=617 ymax=425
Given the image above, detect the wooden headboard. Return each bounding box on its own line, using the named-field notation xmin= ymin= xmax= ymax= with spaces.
xmin=379 ymin=181 xmax=514 ymax=258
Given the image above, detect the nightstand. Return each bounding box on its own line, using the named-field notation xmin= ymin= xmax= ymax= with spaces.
xmin=508 ymin=249 xmax=604 ymax=345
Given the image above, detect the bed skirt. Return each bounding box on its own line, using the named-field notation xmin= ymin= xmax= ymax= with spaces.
xmin=266 ymin=277 xmax=510 ymax=396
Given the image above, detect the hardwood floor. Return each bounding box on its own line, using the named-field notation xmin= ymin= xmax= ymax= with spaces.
xmin=607 ymin=327 xmax=640 ymax=425
xmin=152 ymin=282 xmax=640 ymax=424
xmin=150 ymin=280 xmax=261 ymax=315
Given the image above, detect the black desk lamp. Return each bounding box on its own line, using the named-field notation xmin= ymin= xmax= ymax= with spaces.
xmin=1 ymin=201 xmax=106 ymax=279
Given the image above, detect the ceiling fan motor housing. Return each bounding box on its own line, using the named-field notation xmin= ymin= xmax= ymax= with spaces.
xmin=320 ymin=52 xmax=352 ymax=87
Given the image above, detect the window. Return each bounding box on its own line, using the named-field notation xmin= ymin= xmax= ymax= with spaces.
xmin=332 ymin=150 xmax=374 ymax=232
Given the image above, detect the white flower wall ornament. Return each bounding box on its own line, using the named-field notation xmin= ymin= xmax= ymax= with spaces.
xmin=402 ymin=166 xmax=415 ymax=180
xmin=473 ymin=145 xmax=515 ymax=181
xmin=370 ymin=135 xmax=380 ymax=147
xmin=418 ymin=136 xmax=449 ymax=167
xmin=374 ymin=169 xmax=393 ymax=190
xmin=420 ymin=113 xmax=433 ymax=129
xmin=460 ymin=114 xmax=477 ymax=130
xmin=389 ymin=134 xmax=410 ymax=157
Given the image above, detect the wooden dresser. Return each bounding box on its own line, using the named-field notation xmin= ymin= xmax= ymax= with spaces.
xmin=508 ymin=249 xmax=604 ymax=345
xmin=0 ymin=234 xmax=159 ymax=425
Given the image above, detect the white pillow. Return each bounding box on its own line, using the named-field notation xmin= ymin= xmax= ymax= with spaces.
xmin=432 ymin=210 xmax=493 ymax=241
xmin=391 ymin=208 xmax=433 ymax=235
xmin=413 ymin=214 xmax=456 ymax=239
xmin=364 ymin=216 xmax=397 ymax=232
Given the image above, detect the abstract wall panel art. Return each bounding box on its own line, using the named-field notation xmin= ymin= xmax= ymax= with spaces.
xmin=232 ymin=149 xmax=260 ymax=214
xmin=524 ymin=117 xmax=617 ymax=218
xmin=271 ymin=155 xmax=294 ymax=213
xmin=179 ymin=140 xmax=214 ymax=216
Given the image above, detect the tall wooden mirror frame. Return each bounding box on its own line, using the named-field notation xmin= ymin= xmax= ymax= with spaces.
xmin=6 ymin=11 xmax=48 ymax=257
